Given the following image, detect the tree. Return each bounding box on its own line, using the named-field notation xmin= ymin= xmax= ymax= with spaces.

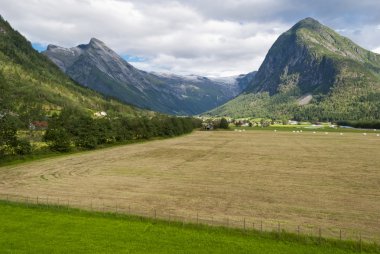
xmin=0 ymin=114 xmax=19 ymax=156
xmin=44 ymin=128 xmax=72 ymax=152
xmin=219 ymin=118 xmax=229 ymax=129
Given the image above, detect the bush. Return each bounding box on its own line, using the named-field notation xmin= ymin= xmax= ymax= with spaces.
xmin=219 ymin=118 xmax=229 ymax=129
xmin=14 ymin=139 xmax=32 ymax=155
xmin=44 ymin=128 xmax=72 ymax=152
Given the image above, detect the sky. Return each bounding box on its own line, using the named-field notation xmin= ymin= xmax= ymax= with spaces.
xmin=1 ymin=0 xmax=380 ymax=77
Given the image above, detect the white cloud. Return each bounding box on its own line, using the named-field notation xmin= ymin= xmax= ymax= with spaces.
xmin=0 ymin=0 xmax=379 ymax=76
xmin=373 ymin=47 xmax=380 ymax=54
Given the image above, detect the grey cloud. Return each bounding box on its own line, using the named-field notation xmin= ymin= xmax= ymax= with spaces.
xmin=0 ymin=0 xmax=379 ymax=76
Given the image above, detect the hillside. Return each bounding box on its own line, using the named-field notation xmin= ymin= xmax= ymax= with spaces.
xmin=208 ymin=18 xmax=380 ymax=121
xmin=0 ymin=15 xmax=146 ymax=125
xmin=43 ymin=39 xmax=254 ymax=115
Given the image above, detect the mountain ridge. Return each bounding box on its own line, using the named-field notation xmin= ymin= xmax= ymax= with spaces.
xmin=43 ymin=39 xmax=254 ymax=115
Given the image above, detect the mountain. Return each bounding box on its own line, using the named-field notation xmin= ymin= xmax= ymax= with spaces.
xmin=43 ymin=39 xmax=254 ymax=115
xmin=0 ymin=16 xmax=146 ymax=125
xmin=207 ymin=18 xmax=380 ymax=121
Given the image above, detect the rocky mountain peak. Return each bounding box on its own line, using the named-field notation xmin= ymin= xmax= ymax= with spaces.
xmin=291 ymin=17 xmax=322 ymax=32
xmin=88 ymin=37 xmax=107 ymax=48
xmin=46 ymin=44 xmax=59 ymax=51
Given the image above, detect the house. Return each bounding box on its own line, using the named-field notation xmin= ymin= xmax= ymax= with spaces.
xmin=201 ymin=122 xmax=214 ymax=130
xmin=29 ymin=121 xmax=48 ymax=130
xmin=94 ymin=111 xmax=107 ymax=117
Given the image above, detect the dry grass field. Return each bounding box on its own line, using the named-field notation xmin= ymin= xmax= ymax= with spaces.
xmin=0 ymin=130 xmax=379 ymax=241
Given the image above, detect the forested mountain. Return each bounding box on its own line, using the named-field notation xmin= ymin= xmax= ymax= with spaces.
xmin=208 ymin=18 xmax=380 ymax=121
xmin=43 ymin=39 xmax=254 ymax=115
xmin=0 ymin=16 xmax=203 ymax=159
xmin=0 ymin=15 xmax=146 ymax=126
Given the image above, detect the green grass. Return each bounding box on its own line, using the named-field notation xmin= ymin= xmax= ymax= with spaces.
xmin=0 ymin=201 xmax=378 ymax=253
xmin=230 ymin=125 xmax=379 ymax=133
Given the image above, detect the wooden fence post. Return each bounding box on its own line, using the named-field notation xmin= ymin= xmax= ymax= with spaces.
xmin=340 ymin=229 xmax=342 ymax=240
xmin=260 ymin=220 xmax=263 ymax=232
xmin=319 ymin=228 xmax=321 ymax=244
xmin=197 ymin=212 xmax=199 ymax=225
xmin=244 ymin=218 xmax=246 ymax=232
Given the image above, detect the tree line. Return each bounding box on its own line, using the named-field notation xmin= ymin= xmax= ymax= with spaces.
xmin=336 ymin=120 xmax=380 ymax=129
xmin=0 ymin=107 xmax=202 ymax=160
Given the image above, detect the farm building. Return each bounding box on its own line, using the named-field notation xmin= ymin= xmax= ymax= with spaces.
xmin=29 ymin=121 xmax=48 ymax=130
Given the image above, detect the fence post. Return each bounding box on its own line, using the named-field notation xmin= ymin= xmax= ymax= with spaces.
xmin=319 ymin=228 xmax=322 ymax=244
xmin=37 ymin=196 xmax=39 ymax=205
xmin=252 ymin=222 xmax=255 ymax=230
xmin=197 ymin=212 xmax=199 ymax=225
xmin=244 ymin=218 xmax=246 ymax=232
xmin=260 ymin=220 xmax=263 ymax=232
xmin=154 ymin=209 xmax=157 ymax=220
xmin=340 ymin=229 xmax=342 ymax=240
xmin=297 ymin=225 xmax=300 ymax=238
xmin=359 ymin=233 xmax=362 ymax=253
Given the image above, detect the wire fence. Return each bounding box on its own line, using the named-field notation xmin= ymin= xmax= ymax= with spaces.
xmin=1 ymin=192 xmax=379 ymax=245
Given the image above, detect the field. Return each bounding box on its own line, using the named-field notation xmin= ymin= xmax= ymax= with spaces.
xmin=1 ymin=201 xmax=378 ymax=253
xmin=0 ymin=130 xmax=379 ymax=242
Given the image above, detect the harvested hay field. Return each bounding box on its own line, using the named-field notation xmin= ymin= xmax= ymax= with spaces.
xmin=0 ymin=131 xmax=379 ymax=241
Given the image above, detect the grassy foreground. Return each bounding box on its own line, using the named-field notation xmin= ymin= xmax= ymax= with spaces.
xmin=0 ymin=201 xmax=378 ymax=253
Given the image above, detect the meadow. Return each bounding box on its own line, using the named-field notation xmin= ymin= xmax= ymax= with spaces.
xmin=0 ymin=130 xmax=379 ymax=243
xmin=0 ymin=201 xmax=378 ymax=253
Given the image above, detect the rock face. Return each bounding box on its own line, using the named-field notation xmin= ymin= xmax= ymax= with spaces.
xmin=43 ymin=39 xmax=254 ymax=115
xmin=208 ymin=18 xmax=380 ymax=120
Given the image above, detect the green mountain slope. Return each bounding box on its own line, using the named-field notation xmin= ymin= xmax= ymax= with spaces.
xmin=0 ymin=16 xmax=145 ymax=125
xmin=208 ymin=18 xmax=380 ymax=121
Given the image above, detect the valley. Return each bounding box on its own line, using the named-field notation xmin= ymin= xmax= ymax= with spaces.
xmin=1 ymin=6 xmax=380 ymax=253
xmin=1 ymin=130 xmax=379 ymax=242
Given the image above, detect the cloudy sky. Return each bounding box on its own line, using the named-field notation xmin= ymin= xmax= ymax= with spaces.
xmin=1 ymin=0 xmax=380 ymax=77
